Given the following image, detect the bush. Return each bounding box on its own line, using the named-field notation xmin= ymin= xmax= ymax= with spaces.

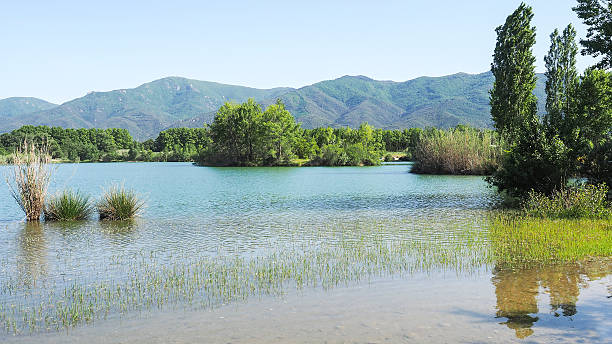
xmin=6 ymin=141 xmax=52 ymax=221
xmin=97 ymin=185 xmax=144 ymax=221
xmin=522 ymin=184 xmax=611 ymax=219
xmin=411 ymin=127 xmax=502 ymax=175
xmin=44 ymin=190 xmax=92 ymax=221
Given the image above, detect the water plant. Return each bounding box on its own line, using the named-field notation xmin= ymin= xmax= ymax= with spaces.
xmin=97 ymin=185 xmax=144 ymax=221
xmin=44 ymin=190 xmax=93 ymax=221
xmin=521 ymin=184 xmax=611 ymax=219
xmin=5 ymin=141 xmax=52 ymax=221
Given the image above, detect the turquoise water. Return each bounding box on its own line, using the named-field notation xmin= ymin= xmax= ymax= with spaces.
xmin=0 ymin=162 xmax=609 ymax=343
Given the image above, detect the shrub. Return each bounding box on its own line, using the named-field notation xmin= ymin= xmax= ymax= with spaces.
xmin=411 ymin=127 xmax=502 ymax=175
xmin=522 ymin=184 xmax=611 ymax=219
xmin=5 ymin=141 xmax=52 ymax=221
xmin=97 ymin=185 xmax=144 ymax=221
xmin=44 ymin=190 xmax=93 ymax=221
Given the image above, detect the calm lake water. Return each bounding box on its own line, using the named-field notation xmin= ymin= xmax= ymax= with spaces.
xmin=0 ymin=162 xmax=610 ymax=343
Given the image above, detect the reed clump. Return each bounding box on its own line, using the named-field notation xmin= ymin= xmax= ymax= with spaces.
xmin=411 ymin=127 xmax=502 ymax=175
xmin=522 ymin=184 xmax=611 ymax=219
xmin=44 ymin=190 xmax=93 ymax=221
xmin=97 ymin=185 xmax=144 ymax=220
xmin=5 ymin=141 xmax=52 ymax=221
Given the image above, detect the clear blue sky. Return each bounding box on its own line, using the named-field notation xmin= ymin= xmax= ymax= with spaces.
xmin=0 ymin=0 xmax=595 ymax=104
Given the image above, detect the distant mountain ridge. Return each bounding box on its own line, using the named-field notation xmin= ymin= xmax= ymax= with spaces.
xmin=0 ymin=97 xmax=57 ymax=118
xmin=0 ymin=72 xmax=546 ymax=140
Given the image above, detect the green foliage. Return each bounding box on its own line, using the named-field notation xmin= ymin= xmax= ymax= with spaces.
xmin=573 ymin=0 xmax=612 ymax=69
xmin=522 ymin=184 xmax=611 ymax=219
xmin=44 ymin=190 xmax=93 ymax=221
xmin=566 ymin=69 xmax=612 ymax=187
xmin=411 ymin=126 xmax=502 ymax=175
xmin=305 ymin=123 xmax=384 ymax=166
xmin=489 ymin=3 xmax=539 ymax=138
xmin=0 ymin=126 xmax=135 ymax=162
xmin=487 ymin=120 xmax=569 ymax=197
xmin=202 ymin=99 xmax=303 ymax=166
xmin=544 ymin=25 xmax=579 ymax=137
xmin=488 ymin=4 xmax=580 ymax=197
xmin=97 ymin=185 xmax=144 ymax=221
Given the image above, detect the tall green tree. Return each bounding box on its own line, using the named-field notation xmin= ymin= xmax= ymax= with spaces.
xmin=567 ymin=69 xmax=612 ymax=186
xmin=260 ymin=99 xmax=301 ymax=165
xmin=489 ymin=3 xmax=539 ymax=138
xmin=573 ymin=0 xmax=612 ymax=69
xmin=205 ymin=99 xmax=263 ymax=166
xmin=488 ymin=4 xmax=570 ymax=197
xmin=544 ymin=25 xmax=579 ymax=138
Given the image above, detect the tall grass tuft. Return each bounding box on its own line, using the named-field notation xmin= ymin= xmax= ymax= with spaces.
xmin=44 ymin=190 xmax=93 ymax=221
xmin=411 ymin=127 xmax=502 ymax=175
xmin=522 ymin=184 xmax=611 ymax=219
xmin=97 ymin=185 xmax=144 ymax=221
xmin=5 ymin=141 xmax=52 ymax=221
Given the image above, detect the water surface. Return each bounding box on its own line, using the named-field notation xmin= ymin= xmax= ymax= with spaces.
xmin=0 ymin=163 xmax=609 ymax=342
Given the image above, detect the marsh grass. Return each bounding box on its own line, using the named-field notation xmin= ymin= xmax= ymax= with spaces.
xmin=5 ymin=141 xmax=52 ymax=221
xmin=411 ymin=127 xmax=502 ymax=175
xmin=44 ymin=190 xmax=93 ymax=221
xmin=97 ymin=185 xmax=144 ymax=221
xmin=489 ymin=214 xmax=612 ymax=269
xmin=522 ymin=184 xmax=611 ymax=219
xmin=0 ymin=220 xmax=490 ymax=334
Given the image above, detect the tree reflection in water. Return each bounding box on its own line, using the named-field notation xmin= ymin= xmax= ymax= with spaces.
xmin=17 ymin=222 xmax=48 ymax=287
xmin=492 ymin=259 xmax=611 ymax=338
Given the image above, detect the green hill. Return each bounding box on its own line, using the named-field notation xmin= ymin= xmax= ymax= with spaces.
xmin=1 ymin=78 xmax=292 ymax=140
xmin=264 ymin=72 xmax=546 ymax=129
xmin=1 ymin=72 xmax=547 ymax=140
xmin=0 ymin=97 xmax=57 ymax=118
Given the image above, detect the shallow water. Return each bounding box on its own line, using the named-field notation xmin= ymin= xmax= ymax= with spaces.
xmin=0 ymin=162 xmax=610 ymax=342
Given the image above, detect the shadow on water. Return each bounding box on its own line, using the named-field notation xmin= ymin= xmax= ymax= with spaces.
xmin=492 ymin=259 xmax=611 ymax=339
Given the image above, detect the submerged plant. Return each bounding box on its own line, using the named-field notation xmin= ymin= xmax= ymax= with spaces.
xmin=44 ymin=190 xmax=93 ymax=221
xmin=97 ymin=185 xmax=144 ymax=221
xmin=5 ymin=141 xmax=52 ymax=221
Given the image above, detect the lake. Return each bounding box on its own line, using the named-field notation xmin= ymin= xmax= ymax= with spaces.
xmin=0 ymin=162 xmax=610 ymax=343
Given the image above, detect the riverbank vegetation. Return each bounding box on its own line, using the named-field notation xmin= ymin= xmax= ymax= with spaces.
xmin=488 ymin=3 xmax=611 ymax=201
xmin=410 ymin=126 xmax=502 ymax=175
xmin=489 ymin=215 xmax=612 ymax=270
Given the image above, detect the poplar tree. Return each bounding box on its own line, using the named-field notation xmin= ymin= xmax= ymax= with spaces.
xmin=488 ymin=4 xmax=568 ymax=197
xmin=489 ymin=3 xmax=539 ymax=139
xmin=544 ymin=24 xmax=579 ymax=138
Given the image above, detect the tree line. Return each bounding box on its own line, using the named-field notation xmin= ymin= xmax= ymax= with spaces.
xmin=0 ymin=107 xmax=426 ymax=165
xmin=488 ymin=0 xmax=611 ymax=198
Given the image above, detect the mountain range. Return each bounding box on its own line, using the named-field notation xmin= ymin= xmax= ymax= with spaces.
xmin=0 ymin=72 xmax=546 ymax=140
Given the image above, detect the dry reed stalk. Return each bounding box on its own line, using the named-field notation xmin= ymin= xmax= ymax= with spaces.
xmin=5 ymin=141 xmax=52 ymax=221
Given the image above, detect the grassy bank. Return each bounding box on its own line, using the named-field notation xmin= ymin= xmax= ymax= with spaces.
xmin=489 ymin=215 xmax=612 ymax=269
